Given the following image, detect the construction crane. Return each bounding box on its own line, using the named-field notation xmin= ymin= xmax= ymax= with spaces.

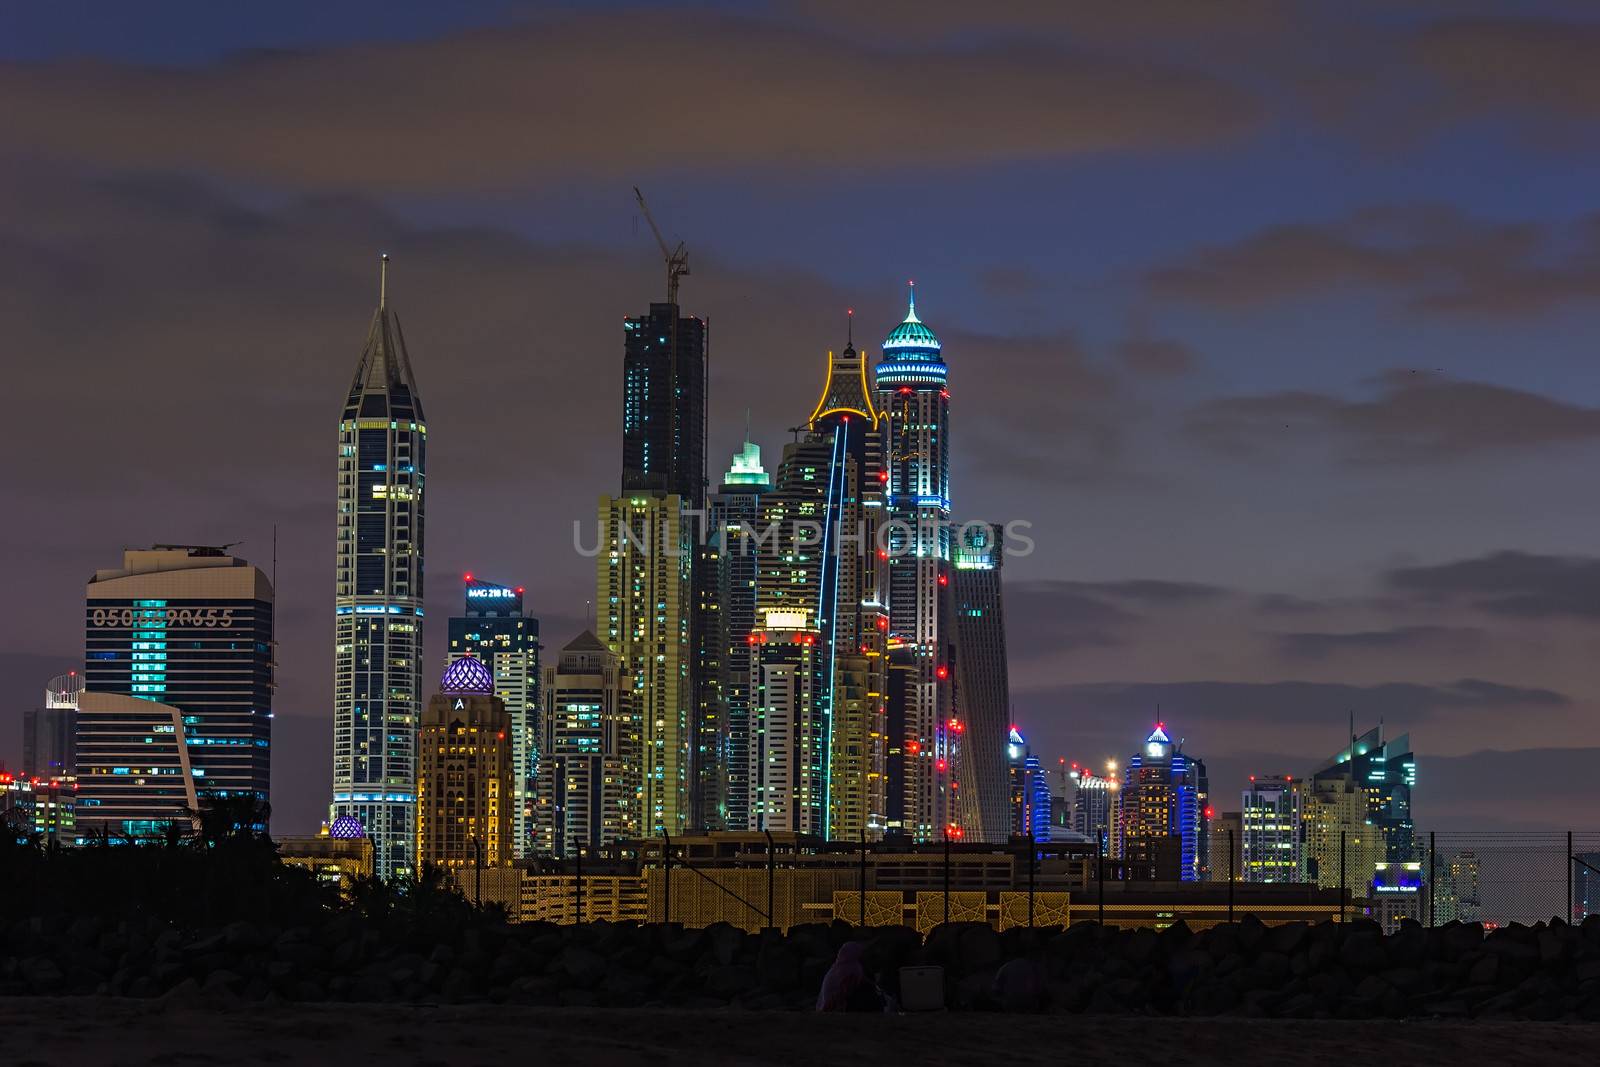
xmin=634 ymin=186 xmax=690 ymax=306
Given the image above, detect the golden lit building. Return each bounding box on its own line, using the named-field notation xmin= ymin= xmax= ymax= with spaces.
xmin=597 ymin=493 xmax=691 ymax=836
xmin=416 ymin=657 xmax=513 ymax=869
xmin=277 ymin=827 xmax=375 ymax=892
xmin=1302 ymin=776 xmax=1383 ymax=891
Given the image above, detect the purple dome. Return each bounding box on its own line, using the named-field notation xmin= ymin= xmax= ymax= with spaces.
xmin=440 ymin=655 xmax=494 ymax=695
xmin=328 ymin=816 xmax=366 ymax=840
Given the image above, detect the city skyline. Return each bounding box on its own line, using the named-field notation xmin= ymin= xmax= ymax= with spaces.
xmin=5 ymin=2 xmax=1600 ymax=837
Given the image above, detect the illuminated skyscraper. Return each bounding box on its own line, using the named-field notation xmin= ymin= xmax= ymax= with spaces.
xmin=1310 ymin=725 xmax=1415 ymax=863
xmin=622 ymin=303 xmax=706 ymax=508
xmin=701 ymin=440 xmax=770 ymax=831
xmin=952 ymin=522 xmax=1010 ymax=842
xmin=538 ymin=631 xmax=638 ymax=856
xmin=1241 ymin=774 xmax=1303 ymax=883
xmin=448 ymin=576 xmax=539 ymax=857
xmin=746 ymin=331 xmax=887 ymax=838
xmin=417 ymin=657 xmax=513 ymax=870
xmin=81 ymin=546 xmax=274 ymax=837
xmin=1006 ymin=727 xmax=1051 ymax=841
xmin=1068 ymin=761 xmax=1118 ymax=846
xmin=1116 ymin=723 xmax=1204 ymax=881
xmin=597 ymin=493 xmax=691 ymax=836
xmin=875 ymin=286 xmax=954 ymax=841
xmin=331 ymin=256 xmax=427 ymax=880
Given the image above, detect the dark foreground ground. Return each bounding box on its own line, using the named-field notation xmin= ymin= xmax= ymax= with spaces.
xmin=6 ymin=999 xmax=1598 ymax=1066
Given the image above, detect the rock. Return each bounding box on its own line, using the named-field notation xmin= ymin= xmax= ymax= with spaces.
xmin=958 ymin=925 xmax=1002 ymax=973
xmin=992 ymin=957 xmax=1047 ymax=1013
xmin=560 ymin=945 xmax=607 ymax=988
xmin=1468 ymin=954 xmax=1500 ymax=986
xmin=1339 ymin=931 xmax=1388 ymax=971
xmin=1268 ymin=922 xmax=1308 ymax=956
xmin=756 ymin=942 xmax=799 ymax=991
xmin=162 ymin=977 xmax=204 ymax=1002
xmin=705 ymin=963 xmax=757 ymax=999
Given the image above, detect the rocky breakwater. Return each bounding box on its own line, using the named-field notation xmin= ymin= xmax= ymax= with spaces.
xmin=4 ymin=913 xmax=1599 ymax=1018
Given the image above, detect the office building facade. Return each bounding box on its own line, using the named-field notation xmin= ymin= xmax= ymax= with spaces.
xmin=331 ymin=257 xmax=427 ymax=880
xmin=80 ymin=546 xmax=274 ymax=837
xmin=448 ymin=576 xmax=540 ymax=857
xmin=1241 ymin=775 xmax=1303 ymax=883
xmin=1007 ymin=727 xmax=1051 ymax=842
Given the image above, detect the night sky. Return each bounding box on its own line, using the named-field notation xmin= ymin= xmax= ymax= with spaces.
xmin=4 ymin=2 xmax=1598 ymax=835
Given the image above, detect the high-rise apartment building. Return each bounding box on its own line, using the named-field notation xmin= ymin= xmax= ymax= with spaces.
xmin=80 ymin=546 xmax=274 ymax=837
xmin=1207 ymin=810 xmax=1243 ymax=882
xmin=597 ymin=493 xmax=691 ymax=836
xmin=746 ymin=334 xmax=887 ymax=839
xmin=1301 ymin=775 xmax=1384 ymax=891
xmin=1310 ymin=725 xmax=1415 ymax=863
xmin=448 ymin=576 xmax=539 ymax=857
xmin=952 ymin=522 xmax=1010 ymax=842
xmin=537 ymin=631 xmax=638 ymax=856
xmin=622 ymin=303 xmax=707 ymax=508
xmin=331 ymin=256 xmax=427 ymax=880
xmin=417 ymin=657 xmax=513 ymax=870
xmin=1116 ymin=724 xmax=1203 ymax=881
xmin=1241 ymin=775 xmax=1303 ymax=883
xmin=702 ymin=441 xmax=769 ymax=832
xmin=875 ymin=287 xmax=954 ymax=842
xmin=1006 ymin=727 xmax=1051 ymax=841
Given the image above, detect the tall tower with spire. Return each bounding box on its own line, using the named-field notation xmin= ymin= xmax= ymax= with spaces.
xmin=331 ymin=254 xmax=427 ymax=881
xmin=875 ymin=284 xmax=955 ymax=842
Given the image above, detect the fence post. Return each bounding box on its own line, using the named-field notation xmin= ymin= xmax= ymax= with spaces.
xmin=1097 ymin=829 xmax=1106 ymax=926
xmin=1340 ymin=830 xmax=1347 ymax=923
xmin=1027 ymin=831 xmax=1036 ymax=929
xmin=661 ymin=829 xmax=672 ymax=926
xmin=575 ymin=846 xmax=584 ymax=925
xmin=1569 ymin=831 xmax=1575 ymax=924
xmin=858 ymin=829 xmax=867 ymax=927
xmin=472 ymin=835 xmax=482 ymax=907
xmin=1227 ymin=828 xmax=1235 ymax=923
xmin=764 ymin=829 xmax=776 ymax=930
xmin=1428 ymin=831 xmax=1436 ymax=928
xmin=943 ymin=829 xmax=951 ymax=928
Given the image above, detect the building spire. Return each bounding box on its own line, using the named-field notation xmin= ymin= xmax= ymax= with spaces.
xmin=847 ymin=307 xmax=854 ymax=347
xmin=906 ymin=279 xmax=918 ymax=323
xmin=379 ymin=253 xmax=389 ymax=310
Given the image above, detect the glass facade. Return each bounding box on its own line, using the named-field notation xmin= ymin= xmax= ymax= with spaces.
xmin=80 ymin=548 xmax=273 ymax=837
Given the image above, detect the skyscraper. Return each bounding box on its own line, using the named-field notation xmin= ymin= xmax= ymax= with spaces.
xmin=331 ymin=256 xmax=427 ymax=880
xmin=1241 ymin=774 xmax=1303 ymax=883
xmin=702 ymin=440 xmax=770 ymax=831
xmin=417 ymin=656 xmax=513 ymax=870
xmin=952 ymin=522 xmax=1010 ymax=842
xmin=875 ymin=286 xmax=954 ymax=842
xmin=1006 ymin=727 xmax=1051 ymax=841
xmin=538 ymin=631 xmax=638 ymax=856
xmin=597 ymin=493 xmax=691 ymax=836
xmin=622 ymin=304 xmax=707 ymax=508
xmin=745 ymin=332 xmax=887 ymax=838
xmin=448 ymin=576 xmax=540 ymax=858
xmin=80 ymin=546 xmax=274 ymax=837
xmin=1309 ymin=724 xmax=1416 ymax=863
xmin=24 ymin=671 xmax=81 ymax=778
xmin=1116 ymin=723 xmax=1204 ymax=881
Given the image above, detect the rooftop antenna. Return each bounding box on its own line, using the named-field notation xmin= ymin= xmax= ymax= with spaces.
xmin=271 ymin=524 xmax=278 ymax=591
xmin=744 ymin=407 xmax=751 ymax=443
xmin=379 ymin=253 xmax=389 ymax=310
xmin=847 ymin=307 xmax=854 ymax=347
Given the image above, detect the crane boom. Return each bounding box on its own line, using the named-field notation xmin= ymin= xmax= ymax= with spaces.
xmin=633 ymin=185 xmax=690 ymax=306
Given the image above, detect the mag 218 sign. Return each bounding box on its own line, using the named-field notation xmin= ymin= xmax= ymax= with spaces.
xmin=90 ymin=607 xmax=237 ymax=628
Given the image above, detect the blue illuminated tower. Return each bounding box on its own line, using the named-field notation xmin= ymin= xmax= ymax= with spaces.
xmin=331 ymin=255 xmax=427 ymax=881
xmin=1116 ymin=723 xmax=1204 ymax=881
xmin=874 ymin=285 xmax=954 ymax=841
